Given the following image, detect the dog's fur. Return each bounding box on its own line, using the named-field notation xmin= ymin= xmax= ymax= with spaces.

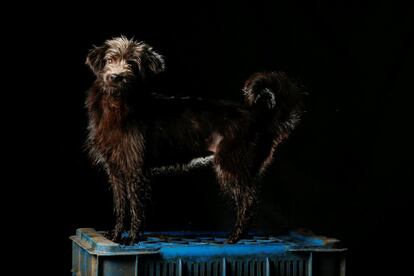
xmin=85 ymin=36 xmax=303 ymax=244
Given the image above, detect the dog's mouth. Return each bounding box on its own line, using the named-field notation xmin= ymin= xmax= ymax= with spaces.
xmin=106 ymin=81 xmax=126 ymax=89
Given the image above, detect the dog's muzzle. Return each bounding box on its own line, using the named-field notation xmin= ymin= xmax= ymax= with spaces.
xmin=104 ymin=73 xmax=129 ymax=88
xmin=109 ymin=74 xmax=125 ymax=83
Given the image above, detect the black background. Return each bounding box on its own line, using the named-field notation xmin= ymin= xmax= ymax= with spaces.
xmin=10 ymin=1 xmax=413 ymax=275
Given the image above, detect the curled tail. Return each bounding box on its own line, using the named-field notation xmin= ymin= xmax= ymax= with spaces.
xmin=243 ymin=71 xmax=304 ymax=141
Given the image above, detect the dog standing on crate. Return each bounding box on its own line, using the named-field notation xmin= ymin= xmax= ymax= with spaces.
xmin=85 ymin=36 xmax=303 ymax=244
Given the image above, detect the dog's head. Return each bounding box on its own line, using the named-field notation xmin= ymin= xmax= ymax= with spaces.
xmin=86 ymin=36 xmax=165 ymax=90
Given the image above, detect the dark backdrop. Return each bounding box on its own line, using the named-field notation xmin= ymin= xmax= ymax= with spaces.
xmin=11 ymin=1 xmax=413 ymax=275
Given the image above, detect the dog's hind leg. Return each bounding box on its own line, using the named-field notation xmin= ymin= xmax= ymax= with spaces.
xmin=227 ymin=184 xmax=258 ymax=244
xmin=214 ymin=142 xmax=259 ymax=244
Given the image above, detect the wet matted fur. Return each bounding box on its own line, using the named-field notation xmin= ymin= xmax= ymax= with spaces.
xmin=85 ymin=36 xmax=303 ymax=244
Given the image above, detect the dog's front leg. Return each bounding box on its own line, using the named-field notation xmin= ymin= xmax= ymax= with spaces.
xmin=105 ymin=169 xmax=127 ymax=243
xmin=125 ymin=172 xmax=150 ymax=245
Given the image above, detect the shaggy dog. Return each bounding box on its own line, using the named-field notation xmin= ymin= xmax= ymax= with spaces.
xmin=85 ymin=36 xmax=303 ymax=244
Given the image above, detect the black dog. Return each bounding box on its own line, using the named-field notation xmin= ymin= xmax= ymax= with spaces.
xmin=85 ymin=36 xmax=303 ymax=244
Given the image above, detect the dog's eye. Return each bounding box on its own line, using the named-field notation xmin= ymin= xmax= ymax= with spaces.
xmin=106 ymin=58 xmax=113 ymax=63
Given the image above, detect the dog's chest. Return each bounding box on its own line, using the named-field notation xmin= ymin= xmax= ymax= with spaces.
xmin=92 ymin=126 xmax=144 ymax=168
xmin=91 ymin=108 xmax=144 ymax=164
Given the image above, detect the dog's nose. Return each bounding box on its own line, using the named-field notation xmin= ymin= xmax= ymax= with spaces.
xmin=110 ymin=74 xmax=124 ymax=82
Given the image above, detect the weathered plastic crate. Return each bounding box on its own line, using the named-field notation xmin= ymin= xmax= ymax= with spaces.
xmin=71 ymin=228 xmax=346 ymax=276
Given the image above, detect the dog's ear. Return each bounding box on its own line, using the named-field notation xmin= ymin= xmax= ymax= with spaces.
xmin=85 ymin=45 xmax=108 ymax=75
xmin=139 ymin=44 xmax=165 ymax=77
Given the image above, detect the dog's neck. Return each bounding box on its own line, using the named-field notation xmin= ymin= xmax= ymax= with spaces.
xmin=86 ymin=81 xmax=133 ymax=130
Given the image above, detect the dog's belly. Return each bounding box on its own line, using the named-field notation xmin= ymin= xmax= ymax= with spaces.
xmin=146 ymin=145 xmax=213 ymax=168
xmin=150 ymin=155 xmax=214 ymax=176
xmin=141 ymin=96 xmax=249 ymax=168
xmin=145 ymin=131 xmax=220 ymax=168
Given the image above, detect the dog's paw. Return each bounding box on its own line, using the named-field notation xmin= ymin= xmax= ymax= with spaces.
xmin=226 ymin=232 xmax=242 ymax=244
xmin=107 ymin=231 xmax=146 ymax=245
xmin=118 ymin=232 xmax=145 ymax=246
xmin=105 ymin=230 xmax=138 ymax=245
xmin=226 ymin=228 xmax=247 ymax=244
xmin=226 ymin=236 xmax=240 ymax=244
xmin=104 ymin=230 xmax=124 ymax=243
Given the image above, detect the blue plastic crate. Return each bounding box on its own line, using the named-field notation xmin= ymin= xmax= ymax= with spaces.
xmin=71 ymin=228 xmax=346 ymax=276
